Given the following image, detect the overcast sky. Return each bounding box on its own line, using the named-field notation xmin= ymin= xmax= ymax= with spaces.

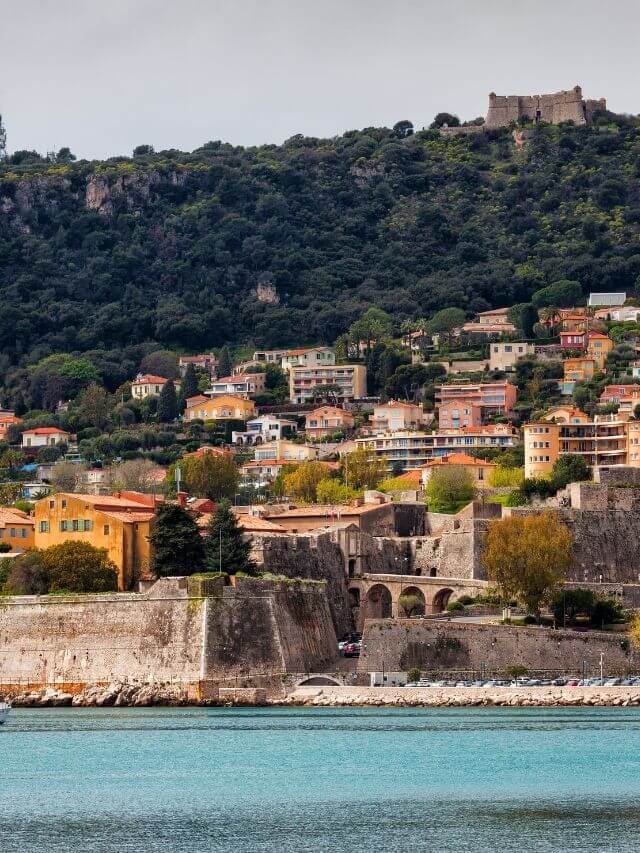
xmin=1 ymin=0 xmax=638 ymax=160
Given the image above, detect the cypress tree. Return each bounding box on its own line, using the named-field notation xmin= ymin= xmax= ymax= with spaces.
xmin=179 ymin=363 xmax=199 ymax=410
xmin=150 ymin=504 xmax=205 ymax=576
xmin=217 ymin=346 xmax=232 ymax=378
xmin=204 ymin=499 xmax=255 ymax=575
xmin=157 ymin=379 xmax=178 ymax=422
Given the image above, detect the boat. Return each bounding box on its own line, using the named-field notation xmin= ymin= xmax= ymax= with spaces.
xmin=0 ymin=701 xmax=10 ymax=725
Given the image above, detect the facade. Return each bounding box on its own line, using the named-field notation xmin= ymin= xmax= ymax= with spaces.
xmin=131 ymin=374 xmax=180 ymax=400
xmin=0 ymin=507 xmax=35 ymax=552
xmin=289 ymin=364 xmax=367 ymax=405
xmin=369 ymin=401 xmax=430 ymax=433
xmin=0 ymin=413 xmax=21 ymax=441
xmin=304 ymin=406 xmax=355 ymax=439
xmin=588 ymin=292 xmax=626 ymax=307
xmin=560 ymin=331 xmax=586 ymax=350
xmin=184 ymin=394 xmax=256 ymax=422
xmin=232 ymin=415 xmax=298 ymax=445
xmin=356 ymin=424 xmax=518 ymax=472
xmin=253 ymin=349 xmax=289 ymax=364
xmin=437 ymin=399 xmax=482 ymax=430
xmin=178 ymin=354 xmax=218 ymax=377
xmin=280 ymin=347 xmax=335 ymax=372
xmin=421 ymin=453 xmax=496 ymax=489
xmin=33 ymin=492 xmax=159 ymax=590
xmin=206 ymin=373 xmax=266 ymax=398
xmin=563 ymin=356 xmax=596 ymax=383
xmin=489 ymin=341 xmax=534 ymax=372
xmin=595 ymin=306 xmax=640 ymax=323
xmin=21 ymin=427 xmax=71 ymax=448
xmin=462 ymin=307 xmax=517 ymax=337
xmin=586 ymin=332 xmax=613 ymax=369
xmin=435 ymin=381 xmax=517 ymax=421
xmin=485 ymin=86 xmax=605 ymax=128
xmin=524 ymin=408 xmax=640 ymax=478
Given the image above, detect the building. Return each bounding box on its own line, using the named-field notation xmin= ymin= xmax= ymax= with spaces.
xmin=131 ymin=374 xmax=180 ymax=400
xmin=232 ymin=415 xmax=298 ymax=445
xmin=0 ymin=413 xmax=21 ymax=441
xmin=489 ymin=341 xmax=534 ymax=372
xmin=240 ymin=441 xmax=333 ymax=488
xmin=600 ymin=385 xmax=640 ymax=405
xmin=563 ymin=356 xmax=596 ymax=383
xmin=0 ymin=507 xmax=35 ymax=552
xmin=559 ymin=310 xmax=587 ymax=332
xmin=586 ymin=332 xmax=613 ymax=370
xmin=356 ymin=424 xmax=518 ymax=472
xmin=369 ymin=401 xmax=431 ymax=433
xmin=178 ymin=353 xmax=218 ymax=377
xmin=33 ymin=492 xmax=160 ymax=589
xmin=253 ymin=439 xmax=318 ymax=464
xmin=462 ymin=307 xmax=517 ymax=337
xmin=523 ymin=408 xmax=640 ymax=478
xmin=485 ymin=86 xmax=606 ymax=128
xmin=280 ymin=347 xmax=335 ymax=372
xmin=289 ymin=364 xmax=367 ymax=405
xmin=304 ymin=406 xmax=355 ymax=439
xmin=206 ymin=373 xmax=266 ymax=398
xmin=560 ymin=330 xmax=587 ymax=350
xmin=437 ymin=399 xmax=482 ymax=430
xmin=435 ymin=381 xmax=517 ymax=421
xmin=588 ymin=292 xmax=626 ymax=307
xmin=184 ymin=394 xmax=256 ymax=422
xmin=421 ymin=453 xmax=496 ymax=489
xmin=76 ymin=467 xmax=114 ymax=495
xmin=595 ymin=306 xmax=640 ymax=323
xmin=265 ymin=494 xmax=392 ymax=534
xmin=253 ymin=349 xmax=290 ymax=364
xmin=21 ymin=427 xmax=71 ymax=448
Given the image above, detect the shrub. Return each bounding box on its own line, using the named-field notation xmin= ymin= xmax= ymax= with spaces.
xmin=446 ymin=600 xmax=464 ymax=612
xmin=398 ymin=593 xmax=425 ymax=617
xmin=505 ymin=664 xmax=528 ymax=679
xmin=591 ymin=598 xmax=625 ymax=628
xmin=407 ymin=667 xmax=422 ymax=683
xmin=522 ymin=615 xmax=537 ymax=625
xmin=457 ymin=595 xmax=475 ymax=605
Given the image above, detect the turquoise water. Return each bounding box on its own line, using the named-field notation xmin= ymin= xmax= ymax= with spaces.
xmin=2 ymin=707 xmax=640 ymax=851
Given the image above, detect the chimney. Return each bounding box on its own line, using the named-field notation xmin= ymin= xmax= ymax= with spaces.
xmin=177 ymin=491 xmax=187 ymax=508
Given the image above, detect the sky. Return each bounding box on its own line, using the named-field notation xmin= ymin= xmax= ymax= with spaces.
xmin=1 ymin=0 xmax=639 ymax=160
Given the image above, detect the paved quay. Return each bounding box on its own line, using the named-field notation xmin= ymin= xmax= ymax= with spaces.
xmin=285 ymin=685 xmax=640 ymax=707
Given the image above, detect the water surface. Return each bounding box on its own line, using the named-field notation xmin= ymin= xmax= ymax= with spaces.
xmin=2 ymin=706 xmax=640 ymax=851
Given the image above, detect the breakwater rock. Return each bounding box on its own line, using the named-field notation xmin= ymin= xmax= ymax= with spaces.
xmin=285 ymin=686 xmax=640 ymax=708
xmin=9 ymin=683 xmax=201 ymax=708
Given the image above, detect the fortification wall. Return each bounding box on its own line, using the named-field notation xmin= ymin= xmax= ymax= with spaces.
xmin=485 ymin=86 xmax=599 ymax=128
xmin=359 ymin=620 xmax=632 ymax=673
xmin=0 ymin=576 xmax=339 ymax=690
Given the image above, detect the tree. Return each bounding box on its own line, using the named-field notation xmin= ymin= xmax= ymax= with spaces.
xmin=4 ymin=551 xmax=49 ymax=594
xmin=507 ymin=303 xmax=537 ymax=337
xmin=179 ymin=453 xmax=239 ymax=500
xmin=76 ymin=382 xmax=112 ymax=429
xmin=551 ymin=587 xmax=596 ymax=626
xmin=133 ymin=144 xmax=155 ymax=156
xmin=41 ymin=542 xmax=118 ymax=593
xmin=482 ymin=512 xmax=572 ymax=618
xmin=217 ymin=346 xmax=232 ymax=377
xmin=397 ymin=593 xmax=425 ymax=617
xmin=140 ymin=350 xmax=179 ymax=379
xmin=384 ymin=362 xmax=446 ymax=401
xmin=343 ymin=447 xmax=386 ymax=491
xmin=50 ymin=461 xmax=85 ymax=493
xmin=392 ymin=120 xmax=414 ymax=139
xmin=316 ymin=478 xmax=360 ymax=504
xmin=532 ymin=280 xmax=582 ymax=308
xmin=550 ymin=454 xmax=591 ymax=490
xmin=348 ymin=307 xmax=393 ymax=354
xmin=430 ymin=112 xmax=460 ymax=128
xmin=111 ymin=459 xmax=164 ymax=492
xmin=0 ymin=448 xmax=25 ymax=475
xmin=425 ymin=467 xmax=476 ymax=513
xmin=424 ymin=307 xmax=466 ymax=345
xmin=150 ymin=503 xmax=205 ymax=576
xmin=283 ymin=461 xmax=331 ymax=503
xmin=179 ymin=363 xmax=199 ymax=409
xmin=203 ymin=499 xmax=255 ymax=575
xmin=157 ymin=379 xmax=178 ymax=422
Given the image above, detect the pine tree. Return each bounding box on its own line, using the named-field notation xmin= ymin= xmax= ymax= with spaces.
xmin=217 ymin=346 xmax=232 ymax=378
xmin=179 ymin=363 xmax=199 ymax=410
xmin=157 ymin=379 xmax=178 ymax=422
xmin=204 ymin=499 xmax=255 ymax=575
xmin=150 ymin=504 xmax=205 ymax=576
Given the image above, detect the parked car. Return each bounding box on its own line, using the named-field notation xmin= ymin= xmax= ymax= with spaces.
xmin=342 ymin=642 xmax=361 ymax=658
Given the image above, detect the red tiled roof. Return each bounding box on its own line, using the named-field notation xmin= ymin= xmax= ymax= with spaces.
xmin=425 ymin=452 xmax=494 ymax=468
xmin=22 ymin=427 xmax=69 ymax=435
xmin=131 ymin=374 xmax=171 ymax=385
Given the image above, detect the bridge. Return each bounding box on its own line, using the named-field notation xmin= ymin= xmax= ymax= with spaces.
xmin=348 ymin=573 xmax=488 ymax=627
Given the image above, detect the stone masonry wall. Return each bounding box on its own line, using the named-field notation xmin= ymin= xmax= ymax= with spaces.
xmin=359 ymin=620 xmax=632 ymax=674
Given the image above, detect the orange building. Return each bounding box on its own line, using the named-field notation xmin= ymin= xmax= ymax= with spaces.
xmin=0 ymin=507 xmax=35 ymax=552
xmin=305 ymin=406 xmax=355 ymax=439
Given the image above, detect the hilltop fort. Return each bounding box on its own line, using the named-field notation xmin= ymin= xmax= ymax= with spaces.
xmin=485 ymin=85 xmax=606 ymax=128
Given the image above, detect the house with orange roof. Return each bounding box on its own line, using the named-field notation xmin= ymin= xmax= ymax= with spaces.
xmin=178 ymin=353 xmax=218 ymax=377
xmin=462 ymin=307 xmax=517 ymax=337
xmin=131 ymin=374 xmax=181 ymax=400
xmin=33 ymin=492 xmax=160 ymax=589
xmin=184 ymin=394 xmax=256 ymax=422
xmin=0 ymin=507 xmax=35 ymax=552
xmin=421 ymin=452 xmax=496 ymax=488
xmin=21 ymin=427 xmax=71 ymax=448
xmin=586 ymin=331 xmax=613 ymax=369
xmin=206 ymin=373 xmax=266 ymax=398
xmin=305 ymin=406 xmax=355 ymax=439
xmin=280 ymin=347 xmax=335 ymax=372
xmin=0 ymin=413 xmax=21 ymax=441
xmin=369 ymin=400 xmax=431 ymax=433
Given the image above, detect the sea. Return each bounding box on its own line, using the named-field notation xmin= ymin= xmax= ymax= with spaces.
xmin=2 ymin=705 xmax=640 ymax=852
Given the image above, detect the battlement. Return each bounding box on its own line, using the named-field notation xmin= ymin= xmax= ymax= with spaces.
xmin=486 ymin=86 xmax=606 ymax=128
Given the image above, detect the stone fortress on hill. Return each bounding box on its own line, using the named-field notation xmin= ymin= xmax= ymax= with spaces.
xmin=485 ymin=85 xmax=606 ymax=128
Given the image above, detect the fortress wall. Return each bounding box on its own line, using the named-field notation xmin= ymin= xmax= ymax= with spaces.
xmin=486 ymin=86 xmax=592 ymax=128
xmin=359 ymin=620 xmax=632 ymax=674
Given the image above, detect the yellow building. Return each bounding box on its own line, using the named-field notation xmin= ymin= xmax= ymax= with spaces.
xmin=33 ymin=493 xmax=158 ymax=590
xmin=586 ymin=332 xmax=613 ymax=370
xmin=0 ymin=507 xmax=35 ymax=552
xmin=563 ymin=357 xmax=596 ymax=383
xmin=184 ymin=394 xmax=256 ymax=422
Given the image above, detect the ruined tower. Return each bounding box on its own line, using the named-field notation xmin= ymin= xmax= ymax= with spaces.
xmin=485 ymin=86 xmax=606 ymax=129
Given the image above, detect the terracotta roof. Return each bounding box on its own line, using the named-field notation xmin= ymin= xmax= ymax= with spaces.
xmin=389 ymin=469 xmax=423 ymax=484
xmin=22 ymin=427 xmax=69 ymax=435
xmin=425 ymin=452 xmax=495 ymax=468
xmin=374 ymin=400 xmax=423 ymax=411
xmin=187 ymin=445 xmax=231 ymax=458
xmin=131 ymin=374 xmax=171 ymax=385
xmin=100 ymin=510 xmax=156 ymax=523
xmin=185 ymin=394 xmax=210 ymax=406
xmin=587 ymin=331 xmax=612 ymax=341
xmin=269 ymin=503 xmax=384 ymax=518
xmin=0 ymin=508 xmax=34 ymax=526
xmin=241 ymin=458 xmax=338 ymax=470
xmin=285 ymin=347 xmax=331 ymax=356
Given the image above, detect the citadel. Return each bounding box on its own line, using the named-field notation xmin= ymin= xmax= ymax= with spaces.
xmin=485 ymin=85 xmax=606 ymax=128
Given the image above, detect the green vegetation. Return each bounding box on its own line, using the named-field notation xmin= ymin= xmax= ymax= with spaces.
xmin=2 ymin=542 xmax=118 ymax=594
xmin=203 ymin=499 xmax=255 ymax=575
xmin=551 ymin=588 xmax=626 ymax=628
xmin=425 ymin=467 xmax=476 ymax=513
xmin=149 ymin=503 xmax=205 ymax=576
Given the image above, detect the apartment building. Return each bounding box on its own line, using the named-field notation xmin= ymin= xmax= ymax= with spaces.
xmin=280 ymin=347 xmax=335 ymax=372
xmin=289 ymin=364 xmax=367 ymax=405
xmin=206 ymin=373 xmax=266 ymax=398
xmin=355 ymin=424 xmax=518 ymax=472
xmin=305 ymin=406 xmax=355 ymax=439
xmin=369 ymin=401 xmax=431 ymax=433
xmin=435 ymin=381 xmax=517 ymax=422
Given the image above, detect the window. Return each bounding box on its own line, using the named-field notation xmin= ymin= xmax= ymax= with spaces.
xmin=49 ymin=500 xmax=55 ymax=509
xmin=10 ymin=528 xmax=16 ymax=537
xmin=505 ymin=345 xmax=512 ymax=353
xmin=103 ymin=525 xmax=110 ymax=535
xmin=61 ymin=499 xmax=67 ymax=509
xmin=60 ymin=521 xmax=69 ymax=532
xmin=83 ymin=520 xmax=93 ymax=532
xmin=72 ymin=520 xmax=79 ymax=532
xmin=39 ymin=521 xmax=49 ymax=533
xmin=21 ymin=529 xmax=27 ymax=538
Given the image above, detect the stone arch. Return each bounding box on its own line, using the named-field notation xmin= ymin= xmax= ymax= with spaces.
xmin=397 ymin=585 xmax=426 ymax=617
xmin=296 ymin=675 xmax=341 ymax=687
xmin=348 ymin=586 xmax=360 ymax=608
xmin=253 ymin=435 xmax=263 ymax=445
xmin=432 ymin=587 xmax=454 ymax=613
xmin=364 ymin=583 xmax=392 ymax=620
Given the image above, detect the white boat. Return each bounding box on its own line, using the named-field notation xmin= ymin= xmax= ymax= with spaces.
xmin=0 ymin=701 xmax=10 ymax=725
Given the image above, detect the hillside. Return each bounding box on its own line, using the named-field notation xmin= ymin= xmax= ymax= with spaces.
xmin=1 ymin=115 xmax=640 ymax=382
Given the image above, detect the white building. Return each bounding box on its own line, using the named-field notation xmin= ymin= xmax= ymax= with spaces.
xmin=22 ymin=427 xmax=71 ymax=448
xmin=232 ymin=415 xmax=298 ymax=446
xmin=131 ymin=374 xmax=180 ymax=400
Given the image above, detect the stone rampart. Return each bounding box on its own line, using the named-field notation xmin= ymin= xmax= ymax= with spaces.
xmin=359 ymin=620 xmax=632 ymax=673
xmin=485 ymin=86 xmax=604 ymax=128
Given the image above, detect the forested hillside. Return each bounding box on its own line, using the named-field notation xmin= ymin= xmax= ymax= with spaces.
xmin=1 ymin=114 xmax=639 ymax=383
